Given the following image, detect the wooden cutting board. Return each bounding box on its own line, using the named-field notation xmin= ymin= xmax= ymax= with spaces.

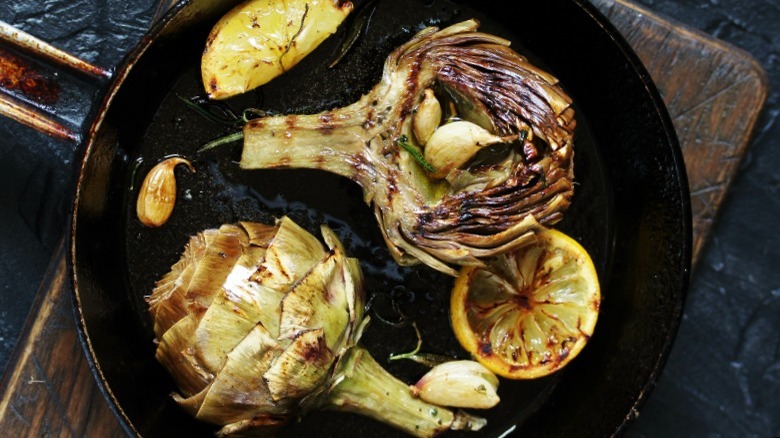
xmin=0 ymin=0 xmax=767 ymax=435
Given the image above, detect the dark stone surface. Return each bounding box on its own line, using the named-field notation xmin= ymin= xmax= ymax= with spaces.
xmin=0 ymin=0 xmax=160 ymax=370
xmin=626 ymin=2 xmax=780 ymax=436
xmin=0 ymin=0 xmax=777 ymax=436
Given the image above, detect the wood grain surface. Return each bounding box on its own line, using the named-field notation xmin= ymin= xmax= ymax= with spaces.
xmin=0 ymin=1 xmax=768 ymax=436
xmin=0 ymin=240 xmax=124 ymax=437
xmin=593 ymin=0 xmax=768 ymax=266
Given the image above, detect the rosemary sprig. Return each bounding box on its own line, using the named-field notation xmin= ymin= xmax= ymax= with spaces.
xmin=176 ymin=93 xmax=269 ymax=124
xmin=175 ymin=93 xmax=269 ymax=152
xmin=174 ymin=93 xmax=242 ymax=127
xmin=388 ymin=321 xmax=453 ymax=367
xmin=397 ymin=134 xmax=436 ymax=173
xmin=198 ymin=131 xmax=244 ymax=152
xmin=388 ymin=321 xmax=423 ymax=360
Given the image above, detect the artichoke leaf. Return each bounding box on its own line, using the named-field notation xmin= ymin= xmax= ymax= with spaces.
xmin=149 ymin=262 xmax=197 ymax=338
xmin=264 ymin=328 xmax=334 ymax=401
xmin=338 ymin=258 xmax=365 ymax=343
xmin=147 ymin=232 xmax=205 ymax=308
xmin=318 ymin=224 xmax=345 ymax=254
xmin=155 ymin=313 xmax=211 ymax=397
xmin=216 ymin=415 xmax=288 ymax=438
xmin=195 ymin=225 xmax=285 ymax=356
xmin=185 ymin=226 xmax=244 ymax=311
xmin=319 ymin=224 xmax=366 ymax=344
xmin=148 ymin=230 xmax=217 ymax=337
xmin=231 ymin=223 xmax=269 ymax=273
xmin=196 ymin=324 xmax=290 ymax=425
xmin=278 ymin=251 xmax=350 ymax=351
xmin=239 ymin=221 xmax=279 ymax=247
xmin=192 ymin=286 xmax=269 ymax=374
xmin=235 ymin=245 xmax=267 ymax=273
xmin=173 ymin=383 xmax=210 ymax=418
xmin=252 ymin=216 xmax=326 ymax=291
xmin=249 ymin=282 xmax=287 ymax=340
xmin=342 ymin=257 xmax=365 ymax=340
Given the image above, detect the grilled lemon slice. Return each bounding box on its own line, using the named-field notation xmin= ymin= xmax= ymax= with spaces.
xmin=450 ymin=227 xmax=600 ymax=379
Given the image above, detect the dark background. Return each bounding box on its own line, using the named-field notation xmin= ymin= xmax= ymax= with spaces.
xmin=0 ymin=0 xmax=777 ymax=436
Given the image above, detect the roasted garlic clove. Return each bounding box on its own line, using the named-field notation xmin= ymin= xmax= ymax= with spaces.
xmin=136 ymin=157 xmax=194 ymax=227
xmin=411 ymin=360 xmax=500 ymax=409
xmin=423 ymin=121 xmax=506 ymax=180
xmin=413 ymin=88 xmax=442 ymax=145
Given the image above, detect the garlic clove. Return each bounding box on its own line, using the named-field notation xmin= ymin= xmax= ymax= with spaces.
xmin=423 ymin=121 xmax=505 ymax=180
xmin=136 ymin=157 xmax=194 ymax=227
xmin=411 ymin=360 xmax=500 ymax=409
xmin=413 ymin=88 xmax=442 ymax=145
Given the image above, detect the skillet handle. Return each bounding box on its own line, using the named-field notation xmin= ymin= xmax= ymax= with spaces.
xmin=0 ymin=20 xmax=112 ymax=142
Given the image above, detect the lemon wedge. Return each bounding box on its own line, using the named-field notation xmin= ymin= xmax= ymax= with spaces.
xmin=202 ymin=0 xmax=353 ymax=99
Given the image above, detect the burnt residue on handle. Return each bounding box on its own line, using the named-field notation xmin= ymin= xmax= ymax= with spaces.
xmin=0 ymin=46 xmax=60 ymax=106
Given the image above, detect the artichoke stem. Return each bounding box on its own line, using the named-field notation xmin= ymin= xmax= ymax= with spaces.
xmin=323 ymin=345 xmax=485 ymax=437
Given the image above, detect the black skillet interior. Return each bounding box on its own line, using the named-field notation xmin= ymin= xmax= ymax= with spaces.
xmin=71 ymin=0 xmax=691 ymax=436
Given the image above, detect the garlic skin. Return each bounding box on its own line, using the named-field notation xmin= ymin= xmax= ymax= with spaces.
xmin=423 ymin=120 xmax=508 ymax=180
xmin=412 ymin=360 xmax=500 ymax=409
xmin=136 ymin=157 xmax=194 ymax=227
xmin=413 ymin=88 xmax=442 ymax=145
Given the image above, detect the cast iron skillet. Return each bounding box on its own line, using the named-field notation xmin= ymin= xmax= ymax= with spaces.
xmin=70 ymin=0 xmax=692 ymax=436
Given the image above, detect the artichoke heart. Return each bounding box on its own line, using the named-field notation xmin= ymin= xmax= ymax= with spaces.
xmin=239 ymin=19 xmax=576 ymax=276
xmin=148 ymin=216 xmax=487 ymax=437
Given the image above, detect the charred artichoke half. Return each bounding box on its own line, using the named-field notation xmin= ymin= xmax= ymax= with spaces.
xmin=148 ymin=217 xmax=486 ymax=437
xmin=240 ymin=19 xmax=576 ymax=276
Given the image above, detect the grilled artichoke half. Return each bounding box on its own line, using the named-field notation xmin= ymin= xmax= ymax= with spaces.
xmin=240 ymin=19 xmax=576 ymax=276
xmin=148 ymin=217 xmax=485 ymax=437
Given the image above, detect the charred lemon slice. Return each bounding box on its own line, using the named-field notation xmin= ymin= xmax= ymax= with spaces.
xmin=450 ymin=227 xmax=600 ymax=379
xmin=201 ymin=0 xmax=353 ymax=99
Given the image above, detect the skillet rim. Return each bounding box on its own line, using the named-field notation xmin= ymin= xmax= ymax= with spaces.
xmin=570 ymin=0 xmax=692 ymax=434
xmin=68 ymin=1 xmax=196 ymax=436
